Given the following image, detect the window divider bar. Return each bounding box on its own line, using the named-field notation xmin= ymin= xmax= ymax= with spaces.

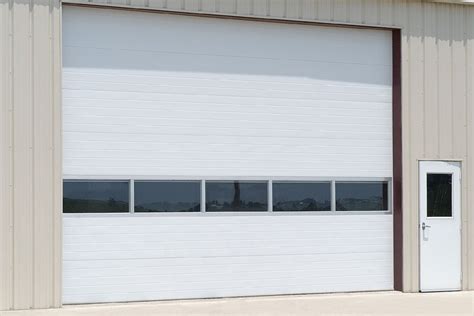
xmin=268 ymin=180 xmax=273 ymax=212
xmin=331 ymin=180 xmax=336 ymax=212
xmin=130 ymin=179 xmax=135 ymax=214
xmin=201 ymin=180 xmax=206 ymax=213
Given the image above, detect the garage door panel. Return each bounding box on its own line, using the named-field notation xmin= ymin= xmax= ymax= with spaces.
xmin=64 ymin=251 xmax=392 ymax=269
xmin=64 ymin=132 xmax=392 ymax=148
xmin=63 ymin=214 xmax=392 ymax=303
xmin=62 ymin=68 xmax=392 ymax=96
xmin=64 ymin=276 xmax=393 ymax=296
xmin=63 ymin=72 xmax=392 ymax=97
xmin=64 ymin=277 xmax=392 ymax=305
xmin=63 ymin=6 xmax=393 ymax=304
xmin=63 ymin=9 xmax=390 ymax=66
xmin=63 ymin=242 xmax=393 ymax=259
xmin=63 ymin=114 xmax=391 ymax=132
xmin=64 ymin=257 xmax=392 ymax=278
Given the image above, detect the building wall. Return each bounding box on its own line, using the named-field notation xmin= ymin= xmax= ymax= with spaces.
xmin=0 ymin=0 xmax=62 ymax=310
xmin=1 ymin=0 xmax=474 ymax=310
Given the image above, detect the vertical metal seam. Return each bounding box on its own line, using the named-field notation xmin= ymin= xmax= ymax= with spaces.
xmin=50 ymin=0 xmax=56 ymax=306
xmin=30 ymin=0 xmax=35 ymax=307
xmin=361 ymin=0 xmax=366 ymax=24
xmin=402 ymin=1 xmax=412 ymax=291
xmin=52 ymin=0 xmax=62 ymax=306
xmin=297 ymin=0 xmax=302 ymax=19
xmin=436 ymin=6 xmax=440 ymax=158
xmin=450 ymin=4 xmax=455 ymax=159
xmin=376 ymin=0 xmax=381 ymax=25
xmin=422 ymin=1 xmax=426 ymax=157
xmin=9 ymin=0 xmax=15 ymax=307
xmin=49 ymin=0 xmax=55 ymax=306
xmin=345 ymin=0 xmax=349 ymax=23
xmin=6 ymin=0 xmax=14 ymax=309
xmin=462 ymin=6 xmax=470 ymax=289
xmin=312 ymin=0 xmax=317 ymax=20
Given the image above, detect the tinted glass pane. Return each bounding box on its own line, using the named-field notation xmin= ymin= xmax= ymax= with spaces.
xmin=427 ymin=174 xmax=452 ymax=217
xmin=206 ymin=181 xmax=267 ymax=212
xmin=336 ymin=182 xmax=388 ymax=211
xmin=63 ymin=181 xmax=129 ymax=213
xmin=135 ymin=181 xmax=200 ymax=212
xmin=273 ymin=182 xmax=331 ymax=212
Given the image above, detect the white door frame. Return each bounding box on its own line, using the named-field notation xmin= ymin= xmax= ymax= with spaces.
xmin=419 ymin=160 xmax=461 ymax=292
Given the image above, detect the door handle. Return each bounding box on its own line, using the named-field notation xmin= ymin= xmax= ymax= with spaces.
xmin=422 ymin=222 xmax=431 ymax=230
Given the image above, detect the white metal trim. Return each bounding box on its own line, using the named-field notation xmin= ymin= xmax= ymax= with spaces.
xmin=200 ymin=180 xmax=206 ymax=213
xmin=129 ymin=180 xmax=134 ymax=213
xmin=268 ymin=180 xmax=273 ymax=212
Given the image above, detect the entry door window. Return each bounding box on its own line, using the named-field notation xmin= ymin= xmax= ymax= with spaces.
xmin=427 ymin=173 xmax=452 ymax=217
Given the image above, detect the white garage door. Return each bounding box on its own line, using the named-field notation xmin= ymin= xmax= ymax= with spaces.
xmin=62 ymin=6 xmax=393 ymax=304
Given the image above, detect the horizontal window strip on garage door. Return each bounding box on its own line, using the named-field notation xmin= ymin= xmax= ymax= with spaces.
xmin=63 ymin=179 xmax=392 ymax=214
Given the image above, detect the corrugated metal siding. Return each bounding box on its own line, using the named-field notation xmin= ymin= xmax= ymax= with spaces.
xmin=0 ymin=0 xmax=61 ymax=310
xmin=2 ymin=0 xmax=474 ymax=310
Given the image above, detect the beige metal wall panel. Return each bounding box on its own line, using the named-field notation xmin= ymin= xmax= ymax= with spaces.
xmin=0 ymin=0 xmax=13 ymax=310
xmin=467 ymin=7 xmax=474 ymax=291
xmin=52 ymin=1 xmax=62 ymax=306
xmin=0 ymin=0 xmax=61 ymax=311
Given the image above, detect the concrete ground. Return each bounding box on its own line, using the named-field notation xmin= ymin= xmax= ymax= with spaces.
xmin=1 ymin=291 xmax=473 ymax=316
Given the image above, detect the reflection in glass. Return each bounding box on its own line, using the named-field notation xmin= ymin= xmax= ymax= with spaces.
xmin=427 ymin=174 xmax=452 ymax=217
xmin=206 ymin=181 xmax=267 ymax=212
xmin=273 ymin=182 xmax=331 ymax=211
xmin=134 ymin=181 xmax=200 ymax=212
xmin=336 ymin=182 xmax=388 ymax=211
xmin=63 ymin=181 xmax=129 ymax=213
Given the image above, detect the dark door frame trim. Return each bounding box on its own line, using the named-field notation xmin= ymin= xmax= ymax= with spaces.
xmin=392 ymin=29 xmax=403 ymax=291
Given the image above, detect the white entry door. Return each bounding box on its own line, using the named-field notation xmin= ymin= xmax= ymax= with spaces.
xmin=419 ymin=161 xmax=461 ymax=292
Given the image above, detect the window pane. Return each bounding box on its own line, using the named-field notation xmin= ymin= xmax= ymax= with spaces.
xmin=427 ymin=174 xmax=452 ymax=217
xmin=134 ymin=181 xmax=200 ymax=212
xmin=273 ymin=182 xmax=331 ymax=212
xmin=206 ymin=181 xmax=267 ymax=212
xmin=63 ymin=181 xmax=129 ymax=213
xmin=336 ymin=182 xmax=388 ymax=211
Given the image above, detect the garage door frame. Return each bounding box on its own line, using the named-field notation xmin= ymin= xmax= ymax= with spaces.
xmin=61 ymin=2 xmax=403 ymax=294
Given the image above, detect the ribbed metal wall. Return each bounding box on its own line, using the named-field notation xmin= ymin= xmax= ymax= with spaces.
xmin=1 ymin=0 xmax=474 ymax=310
xmin=0 ymin=0 xmax=62 ymax=310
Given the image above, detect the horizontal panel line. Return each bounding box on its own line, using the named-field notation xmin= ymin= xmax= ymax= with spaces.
xmin=63 ymin=130 xmax=391 ymax=140
xmin=62 ymin=91 xmax=392 ymax=104
xmin=63 ymin=45 xmax=392 ymax=67
xmin=64 ymin=267 xmax=394 ymax=282
xmin=63 ymin=250 xmax=393 ymax=261
xmin=63 ymin=73 xmax=392 ymax=91
xmin=64 ymin=259 xmax=392 ymax=269
xmin=64 ymin=240 xmax=392 ymax=246
xmin=62 ymin=80 xmax=392 ymax=97
xmin=63 ymin=96 xmax=392 ymax=108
